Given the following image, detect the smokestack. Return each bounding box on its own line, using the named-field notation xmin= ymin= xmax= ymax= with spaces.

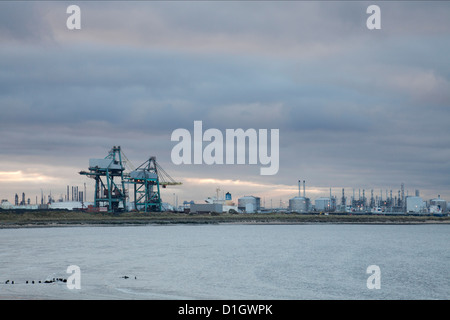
xmin=303 ymin=180 xmax=306 ymax=198
xmin=298 ymin=180 xmax=301 ymax=198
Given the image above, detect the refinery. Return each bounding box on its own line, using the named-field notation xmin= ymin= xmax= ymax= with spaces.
xmin=0 ymin=146 xmax=449 ymax=216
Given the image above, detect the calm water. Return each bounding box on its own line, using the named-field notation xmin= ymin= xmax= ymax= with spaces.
xmin=0 ymin=224 xmax=448 ymax=299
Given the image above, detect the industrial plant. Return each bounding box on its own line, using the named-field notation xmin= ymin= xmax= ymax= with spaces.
xmin=284 ymin=180 xmax=448 ymax=216
xmin=0 ymin=146 xmax=449 ymax=216
xmin=166 ymin=179 xmax=448 ymax=216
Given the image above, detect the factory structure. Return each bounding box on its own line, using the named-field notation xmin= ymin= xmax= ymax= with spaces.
xmin=2 ymin=175 xmax=449 ymax=215
xmin=187 ymin=180 xmax=448 ymax=216
xmin=0 ymin=146 xmax=182 ymax=213
xmin=0 ymin=184 xmax=89 ymax=211
xmin=289 ymin=180 xmax=311 ymax=213
xmin=182 ymin=180 xmax=450 ymax=215
xmin=0 ymin=146 xmax=448 ymax=216
xmin=284 ymin=181 xmax=448 ymax=216
xmin=182 ymin=180 xmax=448 ymax=216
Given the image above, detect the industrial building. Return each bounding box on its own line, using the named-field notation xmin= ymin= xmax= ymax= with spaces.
xmin=238 ymin=196 xmax=261 ymax=213
xmin=315 ymin=197 xmax=336 ymax=212
xmin=49 ymin=201 xmax=92 ymax=211
xmin=204 ymin=190 xmax=238 ymax=213
xmin=181 ymin=189 xmax=238 ymax=214
xmin=406 ymin=196 xmax=426 ymax=214
xmin=190 ymin=203 xmax=223 ymax=214
xmin=429 ymin=195 xmax=447 ymax=213
xmin=2 ymin=157 xmax=450 ymax=217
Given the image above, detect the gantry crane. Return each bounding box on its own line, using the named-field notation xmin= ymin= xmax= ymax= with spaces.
xmin=79 ymin=146 xmax=127 ymax=213
xmin=80 ymin=146 xmax=181 ymax=213
xmin=125 ymin=157 xmax=182 ymax=212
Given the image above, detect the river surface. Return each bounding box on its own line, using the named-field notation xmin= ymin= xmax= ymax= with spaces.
xmin=0 ymin=224 xmax=448 ymax=299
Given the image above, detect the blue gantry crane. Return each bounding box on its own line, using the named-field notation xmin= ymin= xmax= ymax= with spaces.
xmin=79 ymin=146 xmax=127 ymax=213
xmin=80 ymin=146 xmax=181 ymax=213
xmin=126 ymin=156 xmax=181 ymax=212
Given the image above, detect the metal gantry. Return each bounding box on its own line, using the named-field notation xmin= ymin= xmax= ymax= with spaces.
xmin=126 ymin=157 xmax=162 ymax=212
xmin=125 ymin=157 xmax=182 ymax=212
xmin=79 ymin=146 xmax=127 ymax=213
xmin=80 ymin=147 xmax=181 ymax=213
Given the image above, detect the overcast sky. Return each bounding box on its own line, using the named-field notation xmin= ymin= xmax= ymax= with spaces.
xmin=1 ymin=1 xmax=449 ymax=206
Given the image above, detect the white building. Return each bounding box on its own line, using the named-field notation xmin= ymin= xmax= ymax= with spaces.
xmin=190 ymin=203 xmax=223 ymax=214
xmin=49 ymin=201 xmax=92 ymax=210
xmin=315 ymin=197 xmax=335 ymax=211
xmin=406 ymin=196 xmax=426 ymax=214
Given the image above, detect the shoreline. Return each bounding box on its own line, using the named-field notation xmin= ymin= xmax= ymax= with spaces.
xmin=1 ymin=210 xmax=449 ymax=228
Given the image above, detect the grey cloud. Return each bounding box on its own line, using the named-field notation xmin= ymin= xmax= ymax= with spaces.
xmin=1 ymin=1 xmax=450 ymax=203
xmin=0 ymin=2 xmax=54 ymax=42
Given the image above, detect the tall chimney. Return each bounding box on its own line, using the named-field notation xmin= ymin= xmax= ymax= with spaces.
xmin=298 ymin=180 xmax=301 ymax=197
xmin=303 ymin=180 xmax=306 ymax=198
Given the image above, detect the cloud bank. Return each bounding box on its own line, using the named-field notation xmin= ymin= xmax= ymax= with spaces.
xmin=1 ymin=1 xmax=449 ymax=204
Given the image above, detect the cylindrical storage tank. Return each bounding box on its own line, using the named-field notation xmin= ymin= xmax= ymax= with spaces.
xmin=289 ymin=197 xmax=310 ymax=213
xmin=238 ymin=196 xmax=260 ymax=213
xmin=430 ymin=196 xmax=447 ymax=213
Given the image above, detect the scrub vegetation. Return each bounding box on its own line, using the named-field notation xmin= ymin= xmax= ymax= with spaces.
xmin=0 ymin=209 xmax=448 ymax=227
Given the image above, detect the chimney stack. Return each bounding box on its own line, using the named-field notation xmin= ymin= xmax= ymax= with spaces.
xmin=303 ymin=180 xmax=306 ymax=198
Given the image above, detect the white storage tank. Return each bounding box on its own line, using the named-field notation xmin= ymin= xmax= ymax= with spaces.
xmin=430 ymin=195 xmax=447 ymax=213
xmin=0 ymin=200 xmax=13 ymax=209
xmin=289 ymin=197 xmax=310 ymax=213
xmin=238 ymin=196 xmax=261 ymax=213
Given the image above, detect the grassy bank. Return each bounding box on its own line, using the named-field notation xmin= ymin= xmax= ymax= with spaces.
xmin=0 ymin=209 xmax=449 ymax=227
